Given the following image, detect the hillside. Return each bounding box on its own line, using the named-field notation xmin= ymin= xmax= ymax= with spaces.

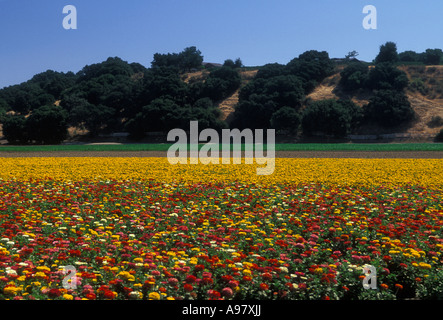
xmin=183 ymin=69 xmax=258 ymax=124
xmin=203 ymin=65 xmax=443 ymax=140
xmin=303 ymin=65 xmax=443 ymax=139
xmin=1 ymin=44 xmax=443 ymax=144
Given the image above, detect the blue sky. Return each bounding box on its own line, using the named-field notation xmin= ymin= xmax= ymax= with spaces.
xmin=1 ymin=0 xmax=442 ymax=88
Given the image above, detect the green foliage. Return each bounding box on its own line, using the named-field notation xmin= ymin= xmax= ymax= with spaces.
xmin=428 ymin=115 xmax=443 ymax=128
xmin=301 ymin=99 xmax=362 ymax=138
xmin=231 ymin=96 xmax=278 ymax=130
xmin=364 ymin=90 xmax=415 ymax=127
xmin=375 ymin=42 xmax=399 ymax=64
xmin=435 ymin=129 xmax=443 ymax=142
xmin=409 ymin=78 xmax=429 ymax=95
xmin=287 ymin=50 xmax=335 ymax=93
xmin=200 ymin=66 xmax=241 ymax=101
xmin=366 ymin=62 xmax=409 ymax=91
xmin=69 ymin=101 xmax=115 ymax=136
xmin=26 ymin=105 xmax=68 ymax=144
xmin=339 ymin=61 xmax=369 ymax=91
xmin=239 ymin=75 xmax=304 ymax=108
xmin=2 ymin=114 xmax=28 ymax=144
xmin=223 ymin=58 xmax=243 ymax=69
xmin=77 ymin=57 xmax=133 ymax=82
xmin=2 ymin=106 xmax=68 ymax=145
xmin=270 ymin=106 xmax=301 ymax=133
xmin=125 ymin=96 xmax=225 ymax=140
xmin=423 ymin=49 xmax=443 ymax=65
xmin=398 ymin=50 xmax=421 ymax=63
xmin=29 ymin=70 xmax=77 ymax=98
xmin=255 ymin=63 xmax=287 ymax=79
xmin=151 ymin=46 xmax=203 ymax=72
xmin=233 ymin=74 xmax=305 ymax=130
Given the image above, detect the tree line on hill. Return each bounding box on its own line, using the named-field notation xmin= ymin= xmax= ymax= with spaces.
xmin=0 ymin=42 xmax=442 ymax=144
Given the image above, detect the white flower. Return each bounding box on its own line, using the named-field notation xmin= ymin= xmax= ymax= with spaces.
xmin=280 ymin=267 xmax=289 ymax=273
xmin=5 ymin=268 xmax=17 ymax=276
xmin=129 ymin=291 xmax=143 ymax=300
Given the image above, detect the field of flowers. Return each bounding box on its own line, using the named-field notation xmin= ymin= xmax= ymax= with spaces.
xmin=0 ymin=157 xmax=442 ymax=300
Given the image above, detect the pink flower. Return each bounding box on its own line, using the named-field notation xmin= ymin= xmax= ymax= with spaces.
xmin=227 ymin=280 xmax=239 ymax=288
xmin=221 ymin=287 xmax=234 ymax=298
xmin=310 ymin=234 xmax=319 ymax=241
xmin=295 ymin=243 xmax=305 ymax=249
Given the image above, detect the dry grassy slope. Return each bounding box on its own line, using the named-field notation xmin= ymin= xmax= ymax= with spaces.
xmin=307 ymin=65 xmax=443 ymax=136
xmin=183 ymin=69 xmax=258 ymax=124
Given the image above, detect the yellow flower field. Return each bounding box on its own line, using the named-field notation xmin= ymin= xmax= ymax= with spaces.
xmin=0 ymin=156 xmax=441 ymax=300
xmin=0 ymin=157 xmax=441 ymax=186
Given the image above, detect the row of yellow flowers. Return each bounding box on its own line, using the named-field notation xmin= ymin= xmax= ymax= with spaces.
xmin=0 ymin=157 xmax=441 ymax=186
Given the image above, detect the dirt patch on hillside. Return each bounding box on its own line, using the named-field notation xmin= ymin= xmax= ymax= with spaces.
xmin=0 ymin=151 xmax=441 ymax=159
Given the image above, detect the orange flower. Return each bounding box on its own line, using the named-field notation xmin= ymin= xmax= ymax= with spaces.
xmin=380 ymin=283 xmax=389 ymax=290
xmin=395 ymin=284 xmax=403 ymax=290
xmin=259 ymin=283 xmax=269 ymax=291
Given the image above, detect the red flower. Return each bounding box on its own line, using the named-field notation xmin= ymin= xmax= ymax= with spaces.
xmin=208 ymin=290 xmax=221 ymax=299
xmin=259 ymin=283 xmax=269 ymax=291
xmin=103 ymin=290 xmax=116 ymax=299
xmin=194 ymin=264 xmax=205 ymax=272
xmin=221 ymin=287 xmax=233 ymax=298
xmin=184 ymin=284 xmax=193 ymax=292
xmin=185 ymin=275 xmax=197 ymax=284
xmin=85 ymin=293 xmax=96 ymax=300
xmin=201 ymin=277 xmax=213 ymax=286
xmin=262 ymin=272 xmax=273 ymax=281
xmin=48 ymin=288 xmax=62 ymax=298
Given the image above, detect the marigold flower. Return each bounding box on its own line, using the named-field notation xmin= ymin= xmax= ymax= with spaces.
xmin=148 ymin=292 xmax=160 ymax=300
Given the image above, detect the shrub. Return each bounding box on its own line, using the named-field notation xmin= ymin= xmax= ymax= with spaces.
xmin=270 ymin=106 xmax=301 ymax=133
xmin=428 ymin=116 xmax=443 ymax=128
xmin=201 ymin=67 xmax=241 ymax=101
xmin=26 ymin=105 xmax=68 ymax=144
xmin=339 ymin=62 xmax=369 ymax=91
xmin=409 ymin=79 xmax=429 ymax=95
xmin=364 ymin=90 xmax=415 ymax=127
xmin=435 ymin=129 xmax=443 ymax=142
xmin=375 ymin=42 xmax=399 ymax=64
xmin=366 ymin=63 xmax=409 ymax=91
xmin=301 ymin=99 xmax=362 ymax=138
xmin=2 ymin=114 xmax=28 ymax=144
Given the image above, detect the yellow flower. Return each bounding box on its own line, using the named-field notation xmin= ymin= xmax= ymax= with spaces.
xmin=148 ymin=292 xmax=161 ymax=300
xmin=418 ymin=263 xmax=432 ymax=270
xmin=63 ymin=294 xmax=74 ymax=300
xmin=314 ymin=267 xmax=323 ymax=274
xmin=3 ymin=286 xmax=19 ymax=296
xmin=34 ymin=272 xmax=47 ymax=279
